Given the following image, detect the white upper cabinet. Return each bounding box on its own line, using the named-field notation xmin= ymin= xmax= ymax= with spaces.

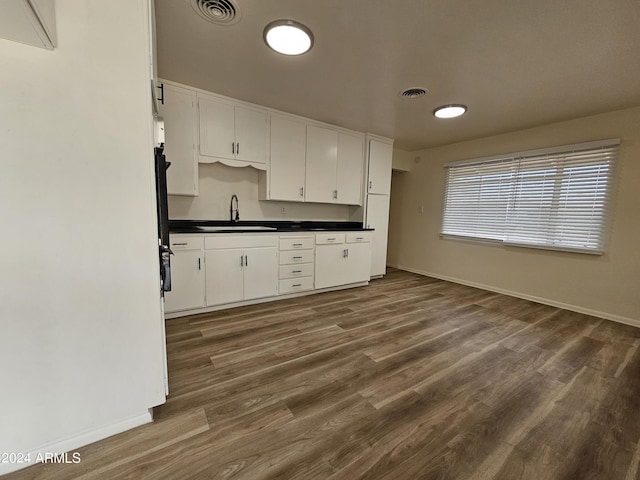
xmin=198 ymin=96 xmax=235 ymax=159
xmin=153 ymin=80 xmax=372 ymax=201
xmin=336 ymin=132 xmax=364 ymax=205
xmin=367 ymin=139 xmax=393 ymax=194
xmin=269 ymin=115 xmax=307 ymax=201
xmin=158 ymin=83 xmax=199 ymax=196
xmin=0 ymin=0 xmax=56 ymax=50
xmin=235 ymin=107 xmax=269 ymax=165
xmin=198 ymin=94 xmax=268 ymax=169
xmin=304 ymin=125 xmax=364 ymax=205
xmin=305 ymin=125 xmax=338 ymax=204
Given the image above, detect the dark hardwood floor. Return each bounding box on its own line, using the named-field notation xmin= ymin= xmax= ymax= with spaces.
xmin=6 ymin=269 xmax=640 ymax=479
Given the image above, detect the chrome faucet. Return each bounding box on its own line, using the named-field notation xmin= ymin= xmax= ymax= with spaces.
xmin=230 ymin=194 xmax=240 ymax=222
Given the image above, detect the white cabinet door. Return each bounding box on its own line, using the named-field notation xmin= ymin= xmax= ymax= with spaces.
xmin=367 ymin=140 xmax=393 ymax=194
xmin=269 ymin=115 xmax=306 ymax=201
xmin=366 ymin=194 xmax=391 ymax=277
xmin=198 ymin=96 xmax=235 ymax=160
xmin=159 ymin=83 xmax=199 ymax=196
xmin=164 ymin=250 xmax=205 ymax=312
xmin=344 ymin=242 xmax=371 ymax=284
xmin=243 ymin=247 xmax=278 ymax=300
xmin=205 ymin=248 xmax=244 ymax=305
xmin=315 ymin=244 xmax=347 ymax=289
xmin=235 ymin=106 xmax=267 ymax=165
xmin=305 ymin=125 xmax=338 ymax=203
xmin=336 ymin=132 xmax=364 ymax=205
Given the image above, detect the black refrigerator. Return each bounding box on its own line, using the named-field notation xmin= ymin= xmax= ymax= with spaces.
xmin=155 ymin=146 xmax=171 ymax=294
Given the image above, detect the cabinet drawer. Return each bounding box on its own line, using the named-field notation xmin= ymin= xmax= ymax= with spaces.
xmin=279 ymin=263 xmax=314 ymax=279
xmin=346 ymin=232 xmax=372 ymax=243
xmin=169 ymin=235 xmax=204 ymax=251
xmin=279 ymin=250 xmax=314 ymax=265
xmin=279 ymin=277 xmax=314 ymax=294
xmin=205 ymin=235 xmax=278 ymax=250
xmin=279 ymin=237 xmax=314 ymax=251
xmin=315 ymin=233 xmax=345 ymax=245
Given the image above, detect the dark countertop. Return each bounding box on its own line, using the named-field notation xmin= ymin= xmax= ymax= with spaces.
xmin=169 ymin=219 xmax=373 ymax=234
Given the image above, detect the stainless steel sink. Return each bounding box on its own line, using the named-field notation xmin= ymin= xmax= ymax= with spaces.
xmin=194 ymin=225 xmax=277 ymax=231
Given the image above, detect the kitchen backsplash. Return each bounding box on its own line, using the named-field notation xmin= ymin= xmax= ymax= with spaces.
xmin=168 ymin=163 xmax=361 ymax=221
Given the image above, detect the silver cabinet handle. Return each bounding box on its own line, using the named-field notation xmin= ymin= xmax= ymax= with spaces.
xmin=236 ymin=142 xmax=240 ymax=155
xmin=198 ymin=257 xmax=201 ymax=270
xmin=240 ymin=255 xmax=244 ymax=267
xmin=299 ymin=187 xmax=304 ymax=197
xmin=232 ymin=142 xmax=235 ymax=154
xmin=292 ymin=270 xmax=302 ymax=273
xmin=292 ymin=283 xmax=302 ymax=287
xmin=245 ymin=254 xmax=248 ymax=266
xmin=346 ymin=248 xmax=349 ymax=258
xmin=369 ymin=180 xmax=372 ymax=190
xmin=356 ymin=237 xmax=364 ymax=240
xmin=342 ymin=249 xmax=348 ymax=258
xmin=293 ymin=243 xmax=303 ymax=246
xmin=172 ymin=242 xmax=188 ymax=246
xmin=333 ymin=190 xmax=338 ymax=199
xmin=293 ymin=256 xmax=302 ymax=259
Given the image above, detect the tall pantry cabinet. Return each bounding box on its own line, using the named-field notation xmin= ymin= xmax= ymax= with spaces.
xmin=364 ymin=136 xmax=393 ymax=277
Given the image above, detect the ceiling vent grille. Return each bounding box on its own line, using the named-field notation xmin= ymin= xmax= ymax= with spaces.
xmin=401 ymin=87 xmax=428 ymax=98
xmin=191 ymin=0 xmax=240 ymax=25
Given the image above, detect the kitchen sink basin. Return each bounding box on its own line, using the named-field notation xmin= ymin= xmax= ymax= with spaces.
xmin=194 ymin=225 xmax=278 ymax=231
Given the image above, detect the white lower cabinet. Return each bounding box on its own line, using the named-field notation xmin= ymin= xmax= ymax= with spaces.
xmin=158 ymin=82 xmax=199 ymax=196
xmin=243 ymin=247 xmax=280 ymax=300
xmin=164 ymin=236 xmax=205 ymax=313
xmin=165 ymin=231 xmax=371 ymax=316
xmin=204 ymin=235 xmax=278 ymax=306
xmin=204 ymin=248 xmax=244 ymax=305
xmin=366 ymin=193 xmax=391 ymax=277
xmin=278 ymin=235 xmax=314 ymax=294
xmin=315 ymin=233 xmax=371 ymax=289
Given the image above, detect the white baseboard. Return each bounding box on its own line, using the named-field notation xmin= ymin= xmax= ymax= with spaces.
xmin=0 ymin=411 xmax=152 ymax=475
xmin=165 ymin=281 xmax=369 ymax=320
xmin=391 ymin=264 xmax=640 ymax=329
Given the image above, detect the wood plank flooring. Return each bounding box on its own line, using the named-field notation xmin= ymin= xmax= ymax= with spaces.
xmin=6 ymin=269 xmax=640 ymax=479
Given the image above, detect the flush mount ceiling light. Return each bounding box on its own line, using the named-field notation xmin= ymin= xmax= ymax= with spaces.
xmin=433 ymin=104 xmax=467 ymax=118
xmin=264 ymin=20 xmax=314 ymax=55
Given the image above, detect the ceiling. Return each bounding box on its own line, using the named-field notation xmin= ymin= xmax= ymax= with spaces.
xmin=155 ymin=0 xmax=640 ymax=151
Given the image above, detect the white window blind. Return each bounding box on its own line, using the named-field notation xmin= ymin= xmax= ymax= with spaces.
xmin=441 ymin=139 xmax=619 ymax=254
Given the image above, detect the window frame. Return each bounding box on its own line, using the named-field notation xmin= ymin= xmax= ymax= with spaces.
xmin=440 ymin=139 xmax=619 ymax=255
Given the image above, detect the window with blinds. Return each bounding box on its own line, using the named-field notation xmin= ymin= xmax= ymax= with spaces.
xmin=441 ymin=139 xmax=619 ymax=254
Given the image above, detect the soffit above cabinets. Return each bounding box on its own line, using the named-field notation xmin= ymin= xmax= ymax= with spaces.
xmin=0 ymin=0 xmax=57 ymax=50
xmin=154 ymin=0 xmax=640 ymax=151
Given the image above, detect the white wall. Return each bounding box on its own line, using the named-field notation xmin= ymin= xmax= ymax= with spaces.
xmin=388 ymin=107 xmax=640 ymax=324
xmin=169 ymin=162 xmax=359 ymax=221
xmin=392 ymin=148 xmax=413 ymax=172
xmin=0 ymin=0 xmax=166 ymax=473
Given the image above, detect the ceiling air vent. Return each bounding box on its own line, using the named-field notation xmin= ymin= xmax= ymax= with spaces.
xmin=400 ymin=87 xmax=428 ymax=98
xmin=191 ymin=0 xmax=240 ymax=25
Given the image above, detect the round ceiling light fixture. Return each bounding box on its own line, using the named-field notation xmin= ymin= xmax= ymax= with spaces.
xmin=433 ymin=104 xmax=467 ymax=119
xmin=264 ymin=20 xmax=314 ymax=55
